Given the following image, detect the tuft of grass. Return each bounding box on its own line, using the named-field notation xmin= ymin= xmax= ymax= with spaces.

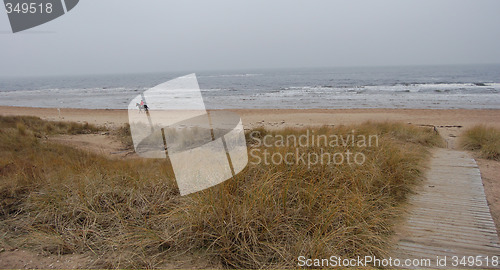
xmin=460 ymin=125 xmax=500 ymax=160
xmin=114 ymin=123 xmax=134 ymax=150
xmin=0 ymin=116 xmax=443 ymax=268
xmin=0 ymin=115 xmax=104 ymax=136
xmin=16 ymin=122 xmax=27 ymax=136
xmin=363 ymin=122 xmax=446 ymax=148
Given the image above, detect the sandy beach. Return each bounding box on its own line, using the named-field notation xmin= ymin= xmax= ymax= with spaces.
xmin=3 ymin=106 xmax=499 ymax=151
xmin=2 ymin=106 xmax=500 ymax=130
xmin=3 ymin=0 xmax=500 ymax=267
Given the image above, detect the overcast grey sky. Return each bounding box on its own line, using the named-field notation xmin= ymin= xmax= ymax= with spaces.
xmin=1 ymin=0 xmax=500 ymax=76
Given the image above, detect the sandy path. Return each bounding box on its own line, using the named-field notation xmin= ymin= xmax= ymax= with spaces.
xmin=48 ymin=134 xmax=136 ymax=159
xmin=0 ymin=248 xmax=90 ymax=269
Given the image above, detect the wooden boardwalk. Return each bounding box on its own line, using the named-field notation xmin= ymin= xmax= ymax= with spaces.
xmin=392 ymin=149 xmax=500 ymax=269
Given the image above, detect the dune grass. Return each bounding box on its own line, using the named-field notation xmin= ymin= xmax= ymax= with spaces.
xmin=0 ymin=115 xmax=104 ymax=137
xmin=0 ymin=116 xmax=443 ymax=268
xmin=460 ymin=125 xmax=500 ymax=161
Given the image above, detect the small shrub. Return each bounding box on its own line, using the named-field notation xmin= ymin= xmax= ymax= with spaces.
xmin=114 ymin=123 xmax=133 ymax=149
xmin=460 ymin=125 xmax=500 ymax=160
xmin=0 ymin=115 xmax=104 ymax=136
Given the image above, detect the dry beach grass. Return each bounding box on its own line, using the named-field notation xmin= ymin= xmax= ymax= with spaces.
xmin=0 ymin=115 xmax=446 ymax=268
xmin=460 ymin=125 xmax=500 ymax=161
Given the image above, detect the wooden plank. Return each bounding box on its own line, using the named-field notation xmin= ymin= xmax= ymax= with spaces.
xmin=391 ymin=149 xmax=500 ymax=269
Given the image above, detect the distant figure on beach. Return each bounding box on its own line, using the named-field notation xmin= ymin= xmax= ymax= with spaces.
xmin=135 ymin=103 xmax=144 ymax=113
xmin=136 ymin=99 xmax=149 ymax=113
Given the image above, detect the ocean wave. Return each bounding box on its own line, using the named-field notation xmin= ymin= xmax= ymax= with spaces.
xmin=0 ymin=87 xmax=147 ymax=94
xmin=1 ymin=82 xmax=498 ymax=110
xmin=198 ymin=73 xmax=263 ymax=78
xmin=270 ymin=83 xmax=500 ymax=96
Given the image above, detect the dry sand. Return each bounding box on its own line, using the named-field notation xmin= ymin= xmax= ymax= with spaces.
xmin=2 ymin=106 xmax=500 ymax=129
xmin=477 ymin=158 xmax=500 ymax=235
xmin=5 ymin=106 xmax=500 ymax=151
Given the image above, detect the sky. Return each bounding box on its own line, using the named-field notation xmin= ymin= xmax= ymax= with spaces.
xmin=1 ymin=0 xmax=500 ymax=76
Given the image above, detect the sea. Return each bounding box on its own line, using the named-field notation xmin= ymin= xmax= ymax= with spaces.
xmin=0 ymin=64 xmax=499 ymax=110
